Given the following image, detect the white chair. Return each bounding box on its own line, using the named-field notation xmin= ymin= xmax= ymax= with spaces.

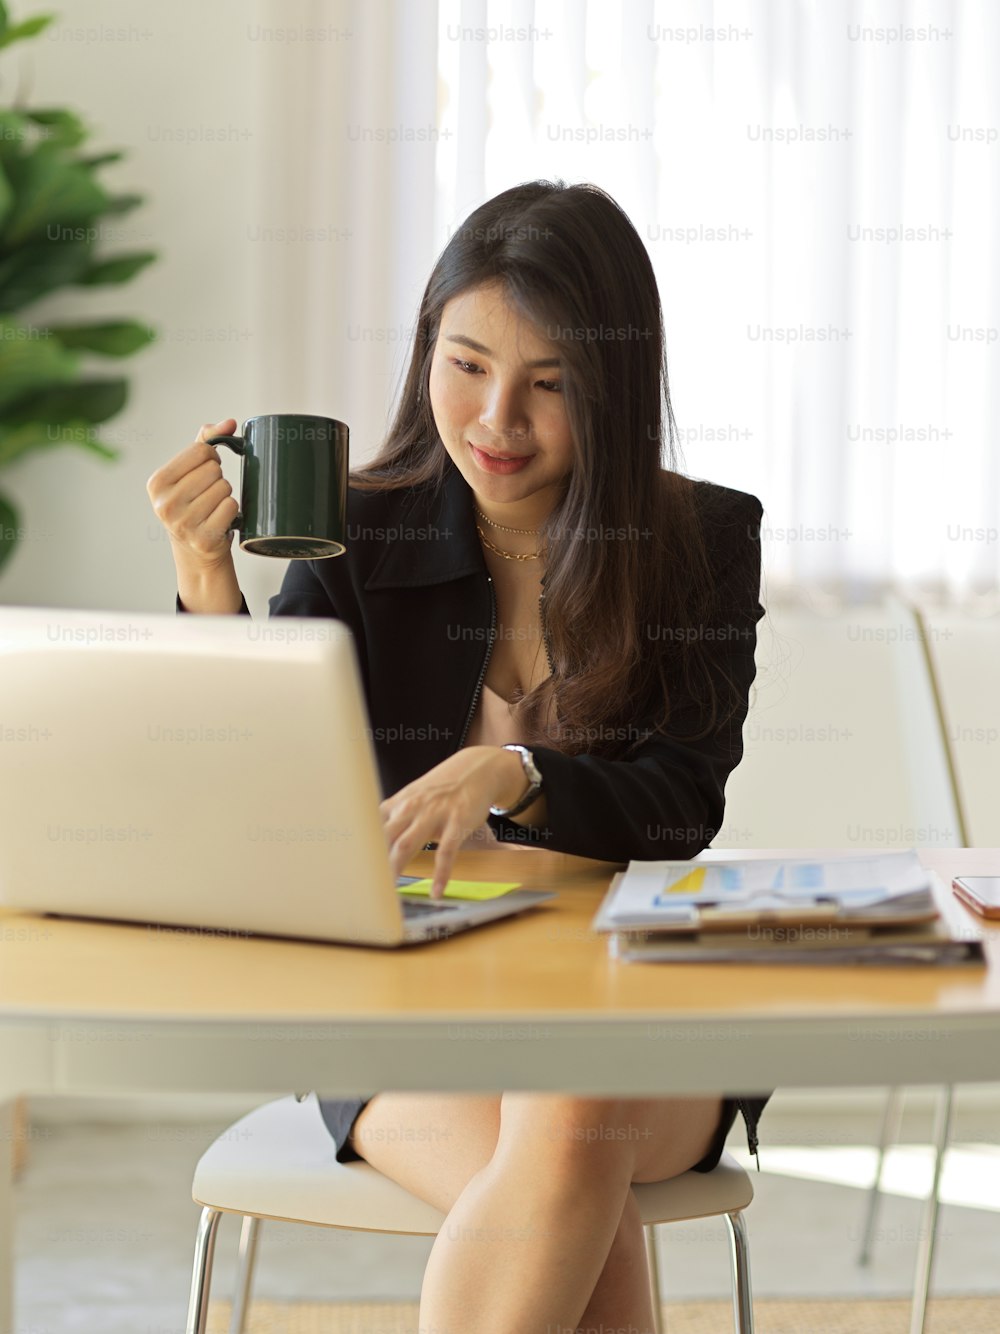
xmin=713 ymin=593 xmax=964 ymax=850
xmin=854 ymin=598 xmax=972 ymax=1334
xmin=185 ymin=1092 xmax=756 ymax=1334
xmin=856 ymin=1084 xmax=955 ymax=1334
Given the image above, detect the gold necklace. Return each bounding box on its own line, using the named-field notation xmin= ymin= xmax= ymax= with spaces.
xmin=475 ymin=522 xmax=542 ymax=561
xmin=474 ymin=505 xmax=538 ymax=536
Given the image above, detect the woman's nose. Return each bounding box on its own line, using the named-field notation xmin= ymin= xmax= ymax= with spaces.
xmin=478 ymin=381 xmax=529 ymax=441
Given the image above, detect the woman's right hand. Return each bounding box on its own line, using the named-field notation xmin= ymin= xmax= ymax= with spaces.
xmin=146 ymin=419 xmax=240 ymax=568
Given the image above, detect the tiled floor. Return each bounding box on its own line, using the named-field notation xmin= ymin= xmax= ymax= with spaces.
xmin=13 ymin=1100 xmax=1000 ymax=1333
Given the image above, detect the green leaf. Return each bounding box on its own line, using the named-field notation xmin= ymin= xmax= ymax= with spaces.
xmin=0 ymin=111 xmax=28 ymax=161
xmin=45 ymin=319 xmax=155 ymax=356
xmin=0 ymin=158 xmax=12 ymax=232
xmin=0 ymin=488 xmax=21 ymax=575
xmin=54 ymin=421 xmax=120 ymax=460
xmin=0 ymin=14 xmax=55 ymax=49
xmin=78 ymin=151 xmax=125 ymax=170
xmin=101 ymin=192 xmax=144 ymax=217
xmin=0 ymin=237 xmax=94 ymax=312
xmin=77 ymin=250 xmax=157 ymax=285
xmin=0 ymin=419 xmax=120 ymax=468
xmin=0 ymin=420 xmax=60 ymax=467
xmin=0 ymin=145 xmax=110 ymax=247
xmin=0 ymin=317 xmax=78 ymax=412
xmin=2 ymin=376 xmax=128 ymax=428
xmin=22 ymin=107 xmax=88 ymax=149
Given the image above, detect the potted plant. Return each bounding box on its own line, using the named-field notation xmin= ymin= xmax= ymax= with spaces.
xmin=0 ymin=0 xmax=158 ymax=573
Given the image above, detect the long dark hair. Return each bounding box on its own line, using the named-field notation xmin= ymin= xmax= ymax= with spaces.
xmin=348 ymin=180 xmax=751 ymax=759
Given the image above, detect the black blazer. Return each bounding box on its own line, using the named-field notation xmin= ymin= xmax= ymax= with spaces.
xmin=178 ymin=458 xmax=765 ymax=865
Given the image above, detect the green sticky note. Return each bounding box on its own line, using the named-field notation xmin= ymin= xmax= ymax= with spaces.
xmin=399 ymin=879 xmax=522 ymax=901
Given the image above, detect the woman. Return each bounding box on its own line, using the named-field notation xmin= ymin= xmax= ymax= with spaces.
xmin=149 ymin=180 xmax=770 ymax=1333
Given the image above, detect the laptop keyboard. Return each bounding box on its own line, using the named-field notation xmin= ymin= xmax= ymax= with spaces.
xmin=399 ymin=896 xmax=459 ymax=916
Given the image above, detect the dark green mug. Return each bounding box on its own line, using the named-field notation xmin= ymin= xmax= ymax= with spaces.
xmin=207 ymin=414 xmax=349 ymax=559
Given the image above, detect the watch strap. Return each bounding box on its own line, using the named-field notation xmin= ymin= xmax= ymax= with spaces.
xmin=489 ymin=744 xmax=543 ymax=818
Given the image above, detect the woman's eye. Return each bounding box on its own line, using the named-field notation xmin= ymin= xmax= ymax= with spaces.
xmin=450 ymin=358 xmax=561 ymax=393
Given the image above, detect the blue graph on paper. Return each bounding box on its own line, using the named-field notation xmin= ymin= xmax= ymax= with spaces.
xmin=713 ymin=863 xmax=825 ymax=892
xmin=638 ymin=853 xmax=928 ymax=914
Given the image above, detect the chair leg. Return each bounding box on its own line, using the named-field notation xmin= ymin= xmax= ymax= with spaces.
xmin=185 ymin=1206 xmax=223 ymax=1334
xmin=909 ymin=1084 xmax=953 ymax=1334
xmin=229 ymin=1216 xmax=262 ymax=1334
xmin=858 ymin=1086 xmax=905 ymax=1265
xmin=644 ymin=1222 xmax=665 ymax=1333
xmin=725 ymin=1209 xmax=754 ymax=1334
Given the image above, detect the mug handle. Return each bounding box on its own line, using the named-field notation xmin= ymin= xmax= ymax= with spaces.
xmin=207 ymin=433 xmax=245 ymax=534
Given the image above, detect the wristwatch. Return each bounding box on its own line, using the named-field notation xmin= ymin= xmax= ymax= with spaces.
xmin=489 ymin=744 xmax=544 ymax=819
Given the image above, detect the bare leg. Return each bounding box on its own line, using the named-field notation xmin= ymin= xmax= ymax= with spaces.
xmin=572 ymin=1189 xmax=655 ymax=1334
xmin=0 ymin=1099 xmax=13 ymax=1334
xmin=349 ymin=1092 xmax=724 ymax=1334
xmin=418 ymin=1133 xmax=629 ymax=1332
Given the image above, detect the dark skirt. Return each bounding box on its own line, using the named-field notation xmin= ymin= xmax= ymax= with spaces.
xmin=319 ymin=1092 xmax=772 ymax=1172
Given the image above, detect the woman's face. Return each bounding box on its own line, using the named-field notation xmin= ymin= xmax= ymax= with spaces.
xmin=428 ymin=281 xmax=575 ymax=517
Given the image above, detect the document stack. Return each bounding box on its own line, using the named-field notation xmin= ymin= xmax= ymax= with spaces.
xmin=591 ymin=850 xmax=985 ymax=965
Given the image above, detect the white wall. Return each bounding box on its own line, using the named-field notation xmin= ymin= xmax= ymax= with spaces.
xmin=0 ymin=0 xmax=395 ymax=620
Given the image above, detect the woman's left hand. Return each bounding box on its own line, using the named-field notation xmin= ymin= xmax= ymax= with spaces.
xmin=379 ymin=746 xmax=523 ymax=898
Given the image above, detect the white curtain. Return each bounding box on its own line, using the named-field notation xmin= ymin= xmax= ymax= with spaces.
xmin=246 ymin=0 xmax=438 ymax=444
xmin=252 ymin=0 xmax=998 ymax=608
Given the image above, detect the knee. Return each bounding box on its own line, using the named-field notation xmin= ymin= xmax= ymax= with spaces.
xmin=498 ymin=1094 xmax=639 ymax=1179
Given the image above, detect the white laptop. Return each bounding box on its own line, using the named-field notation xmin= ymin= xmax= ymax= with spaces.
xmin=0 ymin=605 xmax=554 ymax=946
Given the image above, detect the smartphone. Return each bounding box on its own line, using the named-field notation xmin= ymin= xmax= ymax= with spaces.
xmin=952 ymin=876 xmax=1000 ymax=920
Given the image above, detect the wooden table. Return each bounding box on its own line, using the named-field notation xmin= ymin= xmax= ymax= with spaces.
xmin=1 ymin=846 xmax=997 ymax=1330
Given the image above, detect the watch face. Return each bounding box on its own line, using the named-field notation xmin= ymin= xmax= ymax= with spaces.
xmin=491 ymin=745 xmax=542 ymax=818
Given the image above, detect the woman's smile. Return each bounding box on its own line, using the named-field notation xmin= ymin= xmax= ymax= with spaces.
xmin=468 ymin=442 xmax=536 ymax=474
xmin=428 ymin=281 xmax=575 ymax=529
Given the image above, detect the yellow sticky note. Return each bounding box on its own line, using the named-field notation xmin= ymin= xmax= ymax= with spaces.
xmin=665 ymin=867 xmax=706 ymax=894
xmin=399 ymin=879 xmax=522 ymax=901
